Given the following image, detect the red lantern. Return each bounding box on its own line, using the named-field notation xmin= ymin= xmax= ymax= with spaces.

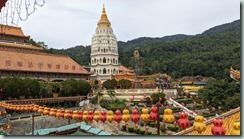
xmin=167 ymin=131 xmax=171 ymax=135
xmin=178 ymin=112 xmax=190 ymax=129
xmin=165 ymin=97 xmax=168 ymax=101
xmin=149 ymin=105 xmax=157 ymax=122
xmin=87 ymin=110 xmax=94 ymax=122
xmin=114 ymin=110 xmax=122 ymax=126
xmin=77 ymin=111 xmax=83 ymax=120
xmin=131 ymin=109 xmax=140 ymax=125
xmin=211 ymin=118 xmax=226 ymax=135
xmin=100 ymin=110 xmax=107 ymax=123
xmin=212 ymin=107 xmax=216 ymax=111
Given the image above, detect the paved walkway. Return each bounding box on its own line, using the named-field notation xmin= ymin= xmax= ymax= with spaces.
xmin=167 ymin=98 xmax=197 ymax=117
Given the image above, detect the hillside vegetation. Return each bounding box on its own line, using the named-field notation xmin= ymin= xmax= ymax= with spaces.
xmin=50 ymin=19 xmax=240 ymax=79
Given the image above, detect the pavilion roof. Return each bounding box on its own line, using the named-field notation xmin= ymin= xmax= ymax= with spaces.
xmin=0 ymin=49 xmax=91 ymax=75
xmin=0 ymin=41 xmax=43 ymax=51
xmin=0 ymin=24 xmax=29 ymax=38
xmin=119 ymin=65 xmax=134 ymax=73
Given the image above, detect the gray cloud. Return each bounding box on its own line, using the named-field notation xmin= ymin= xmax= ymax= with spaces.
xmin=17 ymin=0 xmax=239 ymax=49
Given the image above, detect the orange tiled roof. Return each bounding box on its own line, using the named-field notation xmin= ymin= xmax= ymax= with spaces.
xmin=230 ymin=67 xmax=240 ymax=81
xmin=0 ymin=25 xmax=29 ymax=38
xmin=0 ymin=41 xmax=43 ymax=51
xmin=0 ymin=49 xmax=90 ymax=74
xmin=175 ymin=107 xmax=240 ymax=135
xmin=141 ymin=80 xmax=155 ymax=85
xmin=119 ymin=65 xmax=134 ymax=73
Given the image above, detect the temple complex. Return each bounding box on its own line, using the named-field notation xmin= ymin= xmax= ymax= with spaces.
xmin=0 ymin=25 xmax=91 ymax=82
xmin=90 ymin=5 xmax=119 ymax=81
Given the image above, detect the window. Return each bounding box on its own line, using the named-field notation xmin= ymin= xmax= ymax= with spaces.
xmin=103 ymin=57 xmax=106 ymax=63
xmin=99 ymin=69 xmax=102 ymax=74
xmin=103 ymin=68 xmax=106 ymax=74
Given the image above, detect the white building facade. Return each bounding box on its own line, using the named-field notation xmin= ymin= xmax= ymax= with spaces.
xmin=90 ymin=6 xmax=119 ymax=81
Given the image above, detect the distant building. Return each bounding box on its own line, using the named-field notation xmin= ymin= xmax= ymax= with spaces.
xmin=90 ymin=5 xmax=119 ymax=81
xmin=0 ymin=25 xmax=91 ymax=81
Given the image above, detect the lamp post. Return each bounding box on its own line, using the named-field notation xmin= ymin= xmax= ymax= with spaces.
xmin=156 ymin=101 xmax=162 ymax=135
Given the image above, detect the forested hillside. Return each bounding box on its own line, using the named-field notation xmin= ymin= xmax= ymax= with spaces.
xmin=51 ymin=19 xmax=240 ymax=79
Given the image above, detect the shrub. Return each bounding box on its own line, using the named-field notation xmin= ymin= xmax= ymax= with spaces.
xmin=167 ymin=124 xmax=179 ymax=131
xmin=159 ymin=115 xmax=163 ymax=121
xmin=160 ymin=124 xmax=166 ymax=132
xmin=139 ymin=129 xmax=146 ymax=135
xmin=176 ymin=98 xmax=193 ymax=104
xmin=149 ymin=121 xmax=155 ymax=127
xmin=122 ymin=125 xmax=127 ymax=131
xmin=151 ymin=132 xmax=158 ymax=135
xmin=127 ymin=126 xmax=134 ymax=133
xmin=147 ymin=131 xmax=152 ymax=135
xmin=189 ymin=116 xmax=194 ymax=120
xmin=139 ymin=121 xmax=145 ymax=127
xmin=134 ymin=128 xmax=140 ymax=134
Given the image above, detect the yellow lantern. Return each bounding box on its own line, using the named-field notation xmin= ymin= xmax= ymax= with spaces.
xmin=83 ymin=111 xmax=88 ymax=121
xmin=43 ymin=107 xmax=50 ymax=115
xmin=193 ymin=115 xmax=206 ymax=134
xmin=93 ymin=110 xmax=100 ymax=122
xmin=72 ymin=110 xmax=79 ymax=120
xmin=106 ymin=110 xmax=114 ymax=123
xmin=231 ymin=120 xmax=240 ymax=135
xmin=64 ymin=110 xmax=71 ymax=119
xmin=122 ymin=109 xmax=130 ymax=122
xmin=49 ymin=109 xmax=56 ymax=116
xmin=37 ymin=106 xmax=44 ymax=114
xmin=140 ymin=106 xmax=150 ymax=123
xmin=163 ymin=108 xmax=175 ymax=123
xmin=55 ymin=109 xmax=62 ymax=117
xmin=33 ymin=105 xmax=39 ymax=112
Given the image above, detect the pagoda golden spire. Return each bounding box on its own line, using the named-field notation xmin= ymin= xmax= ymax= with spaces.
xmin=97 ymin=4 xmax=111 ymax=27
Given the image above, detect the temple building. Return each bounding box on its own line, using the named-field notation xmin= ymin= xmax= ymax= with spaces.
xmin=90 ymin=5 xmax=119 ymax=81
xmin=0 ymin=25 xmax=91 ymax=81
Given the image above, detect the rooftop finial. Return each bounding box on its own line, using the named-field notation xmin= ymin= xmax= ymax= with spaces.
xmin=97 ymin=4 xmax=111 ymax=27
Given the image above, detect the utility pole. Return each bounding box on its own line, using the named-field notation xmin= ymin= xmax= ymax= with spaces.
xmin=156 ymin=102 xmax=161 ymax=135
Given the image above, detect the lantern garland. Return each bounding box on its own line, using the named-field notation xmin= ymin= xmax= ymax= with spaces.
xmin=0 ymin=101 xmax=231 ymax=136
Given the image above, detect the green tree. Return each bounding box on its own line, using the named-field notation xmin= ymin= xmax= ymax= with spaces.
xmin=102 ymin=79 xmax=117 ymax=89
xmin=198 ymin=78 xmax=240 ymax=111
xmin=150 ymin=92 xmax=166 ymax=104
xmin=118 ymin=79 xmax=132 ymax=89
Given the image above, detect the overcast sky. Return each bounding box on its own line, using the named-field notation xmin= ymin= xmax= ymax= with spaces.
xmin=16 ymin=0 xmax=240 ymax=49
